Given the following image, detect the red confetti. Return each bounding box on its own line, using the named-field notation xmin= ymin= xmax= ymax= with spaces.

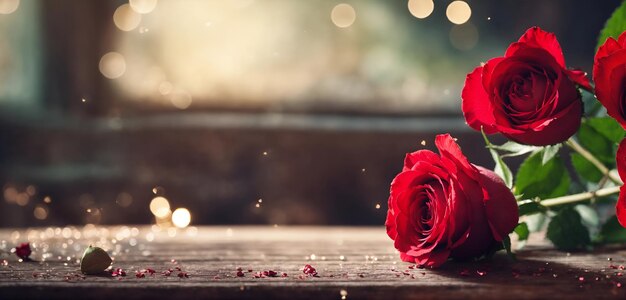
xmin=476 ymin=270 xmax=487 ymax=276
xmin=162 ymin=270 xmax=172 ymax=277
xmin=236 ymin=267 xmax=243 ymax=272
xmin=578 ymin=276 xmax=584 ymax=282
xmin=14 ymin=243 xmax=32 ymax=260
xmin=135 ymin=271 xmax=145 ymax=278
xmin=236 ymin=271 xmax=245 ymax=277
xmin=111 ymin=268 xmax=127 ymax=277
xmin=281 ymin=272 xmax=288 ymax=277
xmin=145 ymin=268 xmax=156 ymax=275
xmin=303 ymin=264 xmax=318 ymax=277
xmin=178 ymin=272 xmax=189 ymax=278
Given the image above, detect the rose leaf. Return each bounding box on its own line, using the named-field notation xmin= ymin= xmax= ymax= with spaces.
xmin=515 ymin=151 xmax=570 ymax=199
xmin=514 ymin=222 xmax=529 ymax=241
xmin=546 ymin=207 xmax=591 ymax=251
xmin=595 ymin=216 xmax=626 ymax=244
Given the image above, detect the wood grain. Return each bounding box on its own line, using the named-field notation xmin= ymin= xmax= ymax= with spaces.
xmin=0 ymin=226 xmax=625 ymax=299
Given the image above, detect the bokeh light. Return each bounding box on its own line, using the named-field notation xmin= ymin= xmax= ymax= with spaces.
xmin=149 ymin=196 xmax=171 ymax=218
xmin=331 ymin=3 xmax=356 ymax=28
xmin=172 ymin=208 xmax=191 ymax=228
xmin=407 ymin=0 xmax=434 ymax=19
xmin=33 ymin=205 xmax=48 ymax=220
xmin=99 ymin=52 xmax=127 ymax=79
xmin=113 ymin=4 xmax=142 ymax=31
xmin=170 ymin=89 xmax=193 ymax=109
xmin=0 ymin=0 xmax=19 ymax=14
xmin=446 ymin=1 xmax=471 ymax=25
xmin=129 ymin=0 xmax=157 ymax=14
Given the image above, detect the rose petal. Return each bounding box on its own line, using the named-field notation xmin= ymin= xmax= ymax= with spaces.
xmin=506 ymin=27 xmax=565 ymax=68
xmin=617 ymin=139 xmax=626 ymax=182
xmin=595 ymin=37 xmax=622 ymax=64
xmin=461 ymin=65 xmax=498 ymax=134
xmin=435 ymin=134 xmax=476 ymax=179
xmin=566 ymin=69 xmax=592 ymax=91
xmin=593 ymin=48 xmax=626 ymax=129
xmin=475 ymin=166 xmax=518 ymax=241
xmin=404 ymin=150 xmax=441 ymax=171
xmin=617 ymin=186 xmax=626 ymax=228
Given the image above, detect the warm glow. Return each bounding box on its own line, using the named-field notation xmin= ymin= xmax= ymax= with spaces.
xmin=99 ymin=52 xmax=126 ymax=79
xmin=0 ymin=0 xmax=19 ymax=14
xmin=149 ymin=196 xmax=171 ymax=218
xmin=33 ymin=205 xmax=48 ymax=220
xmin=172 ymin=208 xmax=191 ymax=228
xmin=170 ymin=89 xmax=192 ymax=109
xmin=446 ymin=1 xmax=471 ymax=25
xmin=331 ymin=3 xmax=356 ymax=28
xmin=407 ymin=0 xmax=434 ymax=19
xmin=129 ymin=0 xmax=157 ymax=14
xmin=113 ymin=4 xmax=142 ymax=31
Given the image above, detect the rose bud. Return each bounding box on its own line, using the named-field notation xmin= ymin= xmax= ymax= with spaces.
xmin=462 ymin=27 xmax=590 ymax=146
xmin=594 ymin=31 xmax=626 ymax=130
xmin=614 ymin=139 xmax=626 ymax=228
xmin=80 ymin=245 xmax=112 ymax=275
xmin=385 ymin=134 xmax=518 ymax=268
xmin=13 ymin=243 xmax=32 ymax=260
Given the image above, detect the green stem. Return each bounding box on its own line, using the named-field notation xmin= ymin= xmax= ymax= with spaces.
xmin=565 ymin=138 xmax=622 ymax=185
xmin=539 ymin=185 xmax=621 ymax=207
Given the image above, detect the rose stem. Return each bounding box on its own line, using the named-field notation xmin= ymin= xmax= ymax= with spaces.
xmin=565 ymin=138 xmax=622 ymax=185
xmin=540 ymin=185 xmax=620 ymax=207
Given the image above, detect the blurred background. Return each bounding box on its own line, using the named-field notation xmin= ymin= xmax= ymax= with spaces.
xmin=0 ymin=0 xmax=621 ymax=227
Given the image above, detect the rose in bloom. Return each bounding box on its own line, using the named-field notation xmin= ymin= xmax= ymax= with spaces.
xmin=615 ymin=139 xmax=626 ymax=228
xmin=594 ymin=31 xmax=626 ymax=130
xmin=462 ymin=27 xmax=590 ymax=146
xmin=14 ymin=243 xmax=32 ymax=260
xmin=385 ymin=134 xmax=518 ymax=267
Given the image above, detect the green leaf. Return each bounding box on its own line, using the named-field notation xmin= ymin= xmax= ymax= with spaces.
xmin=577 ymin=120 xmax=616 ymax=166
xmin=482 ymin=130 xmax=513 ymax=188
xmin=525 ymin=213 xmax=548 ymax=232
xmin=515 ymin=151 xmax=570 ymax=199
xmin=489 ymin=141 xmax=540 ymax=158
xmin=587 ymin=117 xmax=626 ymax=144
xmin=598 ymin=1 xmax=626 ymax=51
xmin=574 ymin=204 xmax=600 ymax=229
xmin=541 ymin=144 xmax=562 ymax=165
xmin=514 ymin=222 xmax=529 ymax=241
xmin=518 ymin=200 xmax=547 ymax=216
xmin=596 ymin=216 xmax=626 ymax=244
xmin=546 ymin=207 xmax=591 ymax=250
xmin=571 ymin=153 xmax=604 ymax=183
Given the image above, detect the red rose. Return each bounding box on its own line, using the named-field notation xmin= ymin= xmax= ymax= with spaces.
xmin=14 ymin=243 xmax=32 ymax=260
xmin=462 ymin=27 xmax=590 ymax=146
xmin=594 ymin=31 xmax=626 ymax=130
xmin=615 ymin=139 xmax=626 ymax=227
xmin=385 ymin=134 xmax=518 ymax=267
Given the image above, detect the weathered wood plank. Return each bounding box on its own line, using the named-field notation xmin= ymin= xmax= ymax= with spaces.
xmin=0 ymin=226 xmax=625 ymax=299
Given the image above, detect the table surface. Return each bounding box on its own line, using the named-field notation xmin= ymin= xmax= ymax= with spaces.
xmin=0 ymin=226 xmax=625 ymax=299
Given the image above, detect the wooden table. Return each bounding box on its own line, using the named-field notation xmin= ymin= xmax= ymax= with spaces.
xmin=0 ymin=226 xmax=625 ymax=299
